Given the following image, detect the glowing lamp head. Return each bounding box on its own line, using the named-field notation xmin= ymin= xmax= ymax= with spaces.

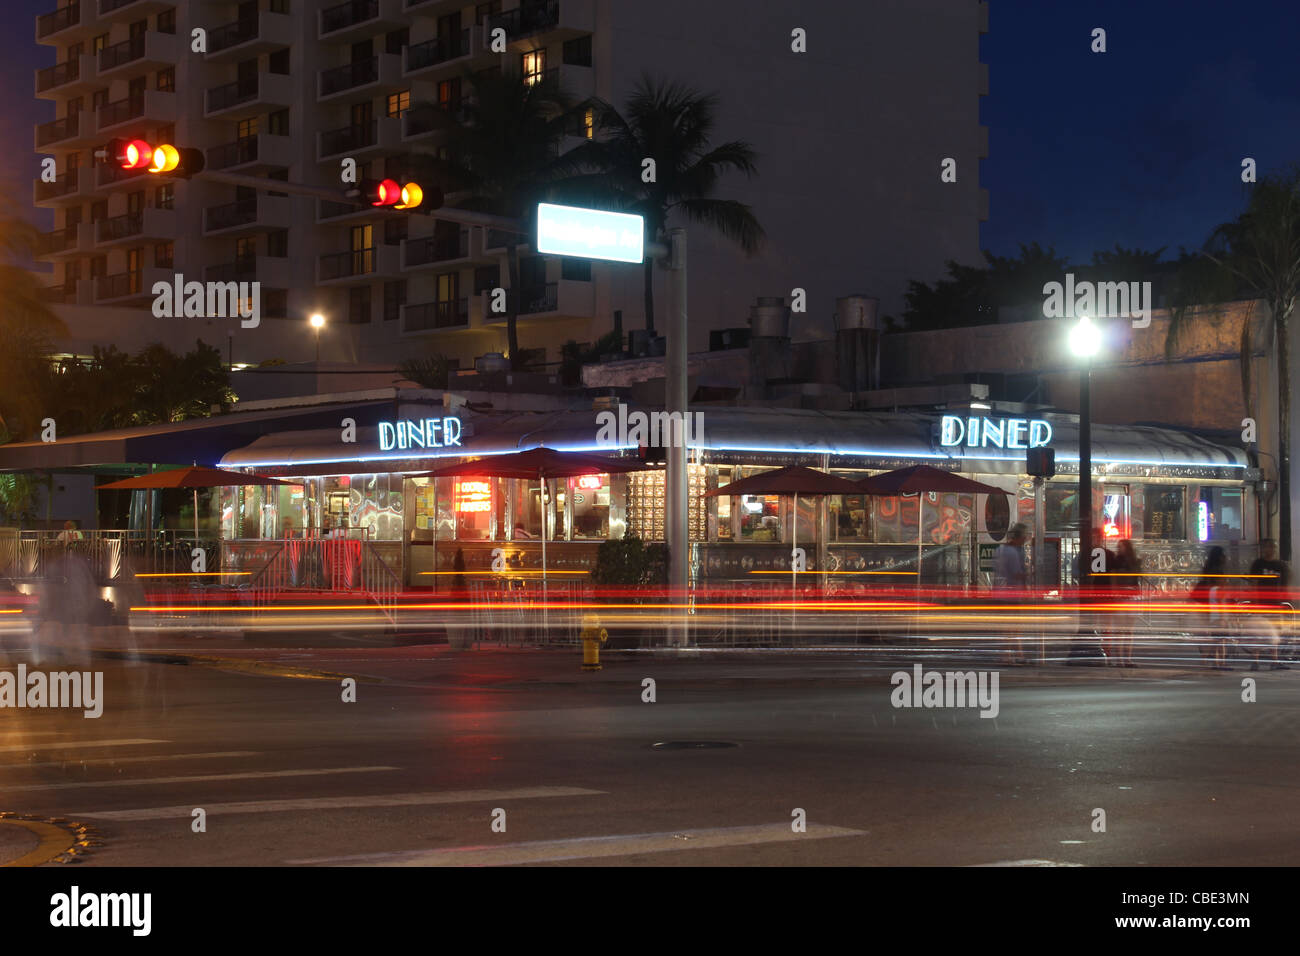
xmin=1069 ymin=315 xmax=1102 ymax=359
xmin=372 ymin=178 xmax=402 ymax=206
xmin=118 ymin=138 xmax=153 ymax=170
xmin=309 ymin=313 xmax=325 ymax=330
xmin=148 ymin=143 xmax=180 ymax=173
xmin=395 ymin=182 xmax=423 ymax=210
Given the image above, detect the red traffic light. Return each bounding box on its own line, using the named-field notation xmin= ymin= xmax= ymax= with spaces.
xmin=99 ymin=139 xmax=204 ymax=178
xmin=371 ymin=178 xmax=402 ymax=206
xmin=110 ymin=138 xmax=154 ymax=170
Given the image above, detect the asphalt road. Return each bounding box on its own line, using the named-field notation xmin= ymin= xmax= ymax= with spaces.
xmin=2 ymin=640 xmax=1298 ymax=866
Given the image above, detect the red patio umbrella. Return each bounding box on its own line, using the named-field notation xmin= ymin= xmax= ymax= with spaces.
xmin=98 ymin=466 xmax=291 ymax=539
xmin=856 ymin=465 xmax=1007 ymax=584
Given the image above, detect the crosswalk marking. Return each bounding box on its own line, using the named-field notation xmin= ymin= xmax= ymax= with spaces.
xmin=16 ymin=751 xmax=258 ymax=769
xmin=0 ymin=738 xmax=166 ymax=754
xmin=78 ymin=786 xmax=605 ymax=822
xmin=7 ymin=766 xmax=398 ymax=792
xmin=288 ymin=822 xmax=866 ymax=866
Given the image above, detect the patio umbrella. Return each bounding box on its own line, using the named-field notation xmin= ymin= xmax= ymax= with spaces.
xmin=98 ymin=466 xmax=291 ymax=540
xmin=855 ymin=465 xmax=1006 ymax=585
xmin=416 ymin=447 xmax=656 ymax=596
xmin=706 ymin=466 xmax=864 ymax=590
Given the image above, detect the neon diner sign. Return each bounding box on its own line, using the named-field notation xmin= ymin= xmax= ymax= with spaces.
xmin=378 ymin=417 xmax=463 ymax=452
xmin=940 ymin=415 xmax=1052 ymax=450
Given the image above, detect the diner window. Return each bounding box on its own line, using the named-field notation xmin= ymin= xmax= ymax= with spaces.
xmin=1142 ymin=485 xmax=1185 ymax=541
xmin=1045 ymin=486 xmax=1078 ymax=532
xmin=1100 ymin=485 xmax=1131 ymax=542
xmin=739 ymin=494 xmax=781 ymax=541
xmin=453 ymin=478 xmax=493 ymax=540
xmin=509 ymin=478 xmax=543 ymax=540
xmin=831 ymin=494 xmax=870 ymax=541
xmin=1196 ymin=486 xmax=1244 ymax=542
xmin=569 ymin=474 xmax=609 ymax=539
xmin=873 ymin=494 xmax=921 ymax=544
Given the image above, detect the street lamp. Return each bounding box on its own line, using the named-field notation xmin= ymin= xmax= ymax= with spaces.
xmin=1069 ymin=315 xmax=1102 ymax=587
xmin=309 ymin=313 xmax=325 ymax=363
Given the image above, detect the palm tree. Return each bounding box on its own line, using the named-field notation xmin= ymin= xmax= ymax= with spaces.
xmin=570 ymin=75 xmax=764 ymax=334
xmin=1199 ymin=166 xmax=1300 ymax=558
xmin=0 ymin=188 xmax=67 ymax=339
xmin=411 ymin=68 xmax=588 ymax=369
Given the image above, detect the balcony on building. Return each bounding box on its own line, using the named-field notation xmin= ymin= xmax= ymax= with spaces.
xmin=97 ymin=0 xmax=172 ymax=17
xmin=96 ymin=89 xmax=175 ymax=133
xmin=402 ymin=97 xmax=474 ymax=141
xmin=38 ymin=221 xmax=94 ymax=258
xmin=319 ymin=0 xmax=404 ymax=42
xmin=318 ymin=53 xmax=402 ymax=102
xmin=402 ymin=229 xmax=471 ymax=270
xmin=33 ymin=167 xmax=94 ymax=206
xmin=206 ymin=132 xmax=294 ymax=172
xmin=42 ymin=278 xmax=94 ymax=307
xmin=203 ymin=195 xmax=291 ymax=236
xmin=94 ymin=207 xmax=174 ymax=247
xmin=94 ymin=265 xmax=171 ymax=305
xmin=36 ymin=2 xmax=83 ymax=43
xmin=402 ymin=298 xmax=470 ymax=333
xmin=483 ymin=280 xmax=594 ymax=325
xmin=204 ymin=256 xmax=290 ymax=288
xmin=35 ymin=53 xmax=96 ymax=98
xmin=316 ymin=115 xmax=399 ymax=161
xmin=205 ymin=9 xmax=294 ymax=62
xmin=403 ymin=26 xmax=480 ymax=78
xmin=487 ymin=0 xmax=594 ymax=48
xmin=34 ymin=111 xmax=90 ymax=149
xmin=97 ymin=30 xmax=175 ymax=79
xmin=205 ymin=72 xmax=293 ymax=119
xmin=318 ymin=245 xmax=399 ymax=284
xmin=95 ymin=161 xmax=150 ymax=190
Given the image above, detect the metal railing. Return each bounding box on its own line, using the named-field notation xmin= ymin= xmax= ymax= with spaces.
xmin=320 ymin=248 xmax=375 ymax=281
xmin=517 ymin=283 xmax=558 ymax=315
xmin=404 ymin=298 xmax=469 ymax=332
xmin=99 ymin=34 xmax=145 ymax=72
xmin=207 ymin=135 xmax=259 ymax=169
xmin=404 ymin=230 xmax=468 ymax=266
xmin=97 ymin=95 xmax=146 ymax=130
xmin=35 ymin=171 xmax=78 ymax=201
xmin=207 ymin=79 xmax=258 ymax=113
xmin=95 ymin=270 xmax=143 ymax=299
xmin=1 ymin=530 xmax=222 ymax=583
xmin=209 ymin=16 xmax=259 ymax=53
xmin=40 ymin=224 xmax=78 ymax=254
xmin=205 ymin=258 xmax=257 ymax=283
xmin=241 ymin=535 xmax=399 ymax=623
xmin=37 ymin=59 xmax=80 ymax=93
xmin=97 ymin=162 xmax=149 ymax=187
xmin=204 ymin=197 xmax=258 ymax=232
xmin=36 ymin=115 xmax=79 ymax=147
xmin=96 ymin=211 xmax=145 ymax=242
xmin=466 ymin=578 xmax=588 ymax=646
xmin=319 ymin=120 xmax=376 ymax=157
xmin=37 ymin=2 xmax=80 ymax=39
xmin=407 ymin=30 xmax=470 ymax=71
xmin=488 ymin=1 xmax=560 ymax=40
xmin=320 ymin=57 xmax=377 ymax=96
xmin=321 ymin=0 xmax=377 ymax=35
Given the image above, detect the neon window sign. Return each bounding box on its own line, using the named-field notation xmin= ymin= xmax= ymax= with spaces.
xmin=454 ymin=479 xmax=491 ymax=513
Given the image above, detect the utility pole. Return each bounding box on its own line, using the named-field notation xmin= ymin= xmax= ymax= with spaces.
xmin=664 ymin=228 xmax=689 ymax=645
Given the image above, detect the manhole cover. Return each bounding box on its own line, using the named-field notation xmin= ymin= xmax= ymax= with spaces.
xmin=650 ymin=741 xmax=740 ymax=750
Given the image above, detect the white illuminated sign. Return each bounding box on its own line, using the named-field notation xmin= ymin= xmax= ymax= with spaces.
xmin=536 ymin=202 xmax=645 ymax=263
xmin=940 ymin=415 xmax=1052 ymax=451
xmin=378 ymin=417 xmax=463 ymax=452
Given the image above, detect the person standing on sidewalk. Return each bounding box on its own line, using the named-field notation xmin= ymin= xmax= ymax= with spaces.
xmin=1246 ymin=539 xmax=1291 ymax=670
xmin=1107 ymin=539 xmax=1142 ymax=667
xmin=993 ymin=523 xmax=1030 ymax=665
xmin=1190 ymin=547 xmax=1232 ymax=670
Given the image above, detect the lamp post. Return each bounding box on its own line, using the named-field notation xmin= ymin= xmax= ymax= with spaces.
xmin=1069 ymin=315 xmax=1102 ymax=587
xmin=309 ymin=313 xmax=325 ymax=363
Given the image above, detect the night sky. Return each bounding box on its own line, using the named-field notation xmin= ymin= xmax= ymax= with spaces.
xmin=9 ymin=0 xmax=1300 ymax=267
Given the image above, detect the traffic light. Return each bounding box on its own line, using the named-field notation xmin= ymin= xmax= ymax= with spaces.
xmin=348 ymin=179 xmax=442 ymax=212
xmin=98 ymin=138 xmax=205 ymax=178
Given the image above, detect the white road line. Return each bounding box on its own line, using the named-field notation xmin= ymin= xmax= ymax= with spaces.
xmin=79 ymin=786 xmax=605 ymax=822
xmin=288 ymin=822 xmax=866 ymax=866
xmin=972 ymin=860 xmax=1085 ymax=867
xmin=15 ymin=751 xmax=258 ymax=769
xmin=0 ymin=738 xmax=167 ymax=754
xmin=8 ymin=766 xmax=397 ymax=792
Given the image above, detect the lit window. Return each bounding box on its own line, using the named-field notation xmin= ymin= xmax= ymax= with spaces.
xmin=237 ymin=117 xmax=259 ymax=139
xmin=584 ymin=107 xmax=593 ymax=139
xmin=386 ymin=90 xmax=410 ymax=118
xmin=522 ymin=50 xmax=546 ymax=87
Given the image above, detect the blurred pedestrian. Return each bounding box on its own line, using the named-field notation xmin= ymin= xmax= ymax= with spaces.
xmin=1069 ymin=529 xmax=1116 ymax=663
xmin=1190 ymin=546 xmax=1232 ymax=670
xmin=1107 ymin=539 xmax=1142 ymax=667
xmin=55 ymin=520 xmax=83 ymax=543
xmin=993 ymin=522 xmax=1029 ymax=665
xmin=1246 ymin=539 xmax=1291 ymax=670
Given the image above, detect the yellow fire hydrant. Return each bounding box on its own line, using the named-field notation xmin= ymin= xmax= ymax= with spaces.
xmin=580 ymin=614 xmax=608 ymax=671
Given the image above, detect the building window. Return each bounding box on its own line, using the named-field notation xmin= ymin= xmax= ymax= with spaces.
xmin=436 ymin=271 xmax=459 ymax=304
xmin=519 ymin=255 xmax=546 ymax=288
xmin=348 ymin=286 xmax=371 ymax=324
xmin=383 ymin=280 xmax=406 ymax=322
xmin=385 ymin=28 xmax=409 ymax=56
xmin=92 ymin=34 xmax=109 ymax=54
xmin=237 ymin=117 xmax=258 ymax=140
xmin=155 ymin=183 xmax=174 ymax=210
xmin=267 ymin=168 xmax=288 ymax=198
xmin=383 ymin=217 xmax=407 ymax=246
xmin=66 ymin=151 xmax=81 ymax=170
xmin=157 ymin=8 xmax=176 ymax=35
xmin=476 ymin=2 xmax=502 ymax=19
xmin=437 ymin=77 xmax=462 ymax=109
xmin=522 ymin=49 xmax=546 ymax=87
xmin=90 ymin=200 xmax=107 ymax=223
xmin=89 ymin=255 xmax=107 ymax=278
xmin=561 ymin=258 xmax=591 ymax=282
xmin=386 ymin=90 xmax=411 ymax=118
xmin=154 ymin=242 xmax=173 ymax=268
xmin=473 ymin=265 xmax=499 ymax=294
xmin=235 ymin=236 xmax=257 ymax=262
xmin=270 ymin=0 xmax=290 ymax=14
xmin=267 ymin=229 xmax=288 ymax=258
xmin=268 ymin=48 xmax=290 ymax=75
xmin=91 ymin=90 xmax=108 ymax=111
xmin=563 ymin=35 xmax=592 ymax=67
xmin=1196 ymin=486 xmax=1244 ymax=542
xmin=156 ymin=123 xmax=175 ymax=144
xmin=264 ymin=289 xmax=288 ymax=317
xmin=156 ymin=67 xmax=175 ymax=92
xmin=267 ymin=109 xmax=289 ymax=136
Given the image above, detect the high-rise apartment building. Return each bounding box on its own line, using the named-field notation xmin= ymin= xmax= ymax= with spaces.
xmin=34 ymin=0 xmax=988 ymax=369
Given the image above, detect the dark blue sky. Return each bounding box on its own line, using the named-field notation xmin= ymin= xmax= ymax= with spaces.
xmin=9 ymin=0 xmax=1300 ymax=265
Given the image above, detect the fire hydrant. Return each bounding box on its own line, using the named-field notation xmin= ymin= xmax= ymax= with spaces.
xmin=580 ymin=614 xmax=608 ymax=671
